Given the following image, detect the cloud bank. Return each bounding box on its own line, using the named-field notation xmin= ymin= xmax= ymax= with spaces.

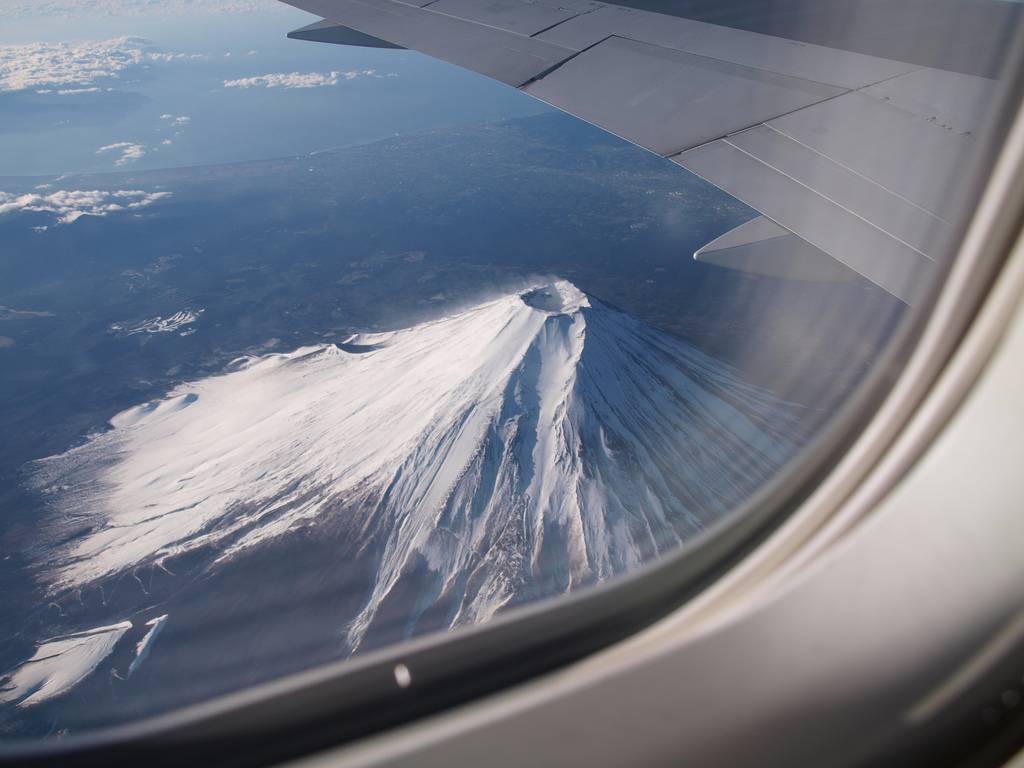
xmin=0 ymin=37 xmax=206 ymax=94
xmin=0 ymin=37 xmax=147 ymax=93
xmin=0 ymin=189 xmax=171 ymax=224
xmin=223 ymin=69 xmax=381 ymax=89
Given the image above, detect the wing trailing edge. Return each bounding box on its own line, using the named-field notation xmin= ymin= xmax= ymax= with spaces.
xmin=281 ymin=0 xmax=996 ymax=303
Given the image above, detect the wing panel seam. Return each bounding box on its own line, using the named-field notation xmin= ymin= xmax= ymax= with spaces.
xmin=406 ymin=1 xmax=584 ymax=41
xmin=760 ymin=110 xmax=951 ymax=227
xmin=718 ymin=137 xmax=937 ymax=263
xmin=529 ymin=6 xmax=600 ymax=39
xmin=517 ymin=34 xmax=613 ymax=87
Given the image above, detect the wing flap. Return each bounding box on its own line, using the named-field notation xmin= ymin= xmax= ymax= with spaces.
xmin=533 ymin=5 xmax=915 ymax=89
xmin=522 ymin=35 xmax=843 ymax=157
xmin=695 ymin=216 xmax=857 ymax=283
xmin=767 ymin=72 xmax=993 ymax=222
xmin=288 ymin=18 xmax=405 ymax=48
xmin=720 ymin=124 xmax=948 ymax=257
xmin=676 ymin=139 xmax=936 ymax=305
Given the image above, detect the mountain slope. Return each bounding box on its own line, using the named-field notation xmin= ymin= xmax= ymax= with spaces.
xmin=30 ymin=281 xmax=800 ymax=648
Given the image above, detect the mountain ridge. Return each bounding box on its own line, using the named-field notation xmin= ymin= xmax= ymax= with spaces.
xmin=29 ymin=280 xmax=801 ymax=648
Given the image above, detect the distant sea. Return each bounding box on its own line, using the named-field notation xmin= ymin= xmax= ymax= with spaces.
xmin=0 ymin=2 xmax=550 ymax=177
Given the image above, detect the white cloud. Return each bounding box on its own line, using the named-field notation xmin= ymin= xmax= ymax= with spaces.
xmin=96 ymin=141 xmax=147 ymax=165
xmin=161 ymin=138 xmax=173 ymax=146
xmin=0 ymin=37 xmax=209 ymax=94
xmin=0 ymin=189 xmax=171 ymax=225
xmin=148 ymin=51 xmax=207 ymax=62
xmin=160 ymin=113 xmax=189 ymax=125
xmin=223 ymin=69 xmax=385 ymax=90
xmin=56 ymin=86 xmax=100 ymax=94
xmin=0 ymin=37 xmax=147 ymax=93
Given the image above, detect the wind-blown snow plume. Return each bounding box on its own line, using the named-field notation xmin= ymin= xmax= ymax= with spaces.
xmin=0 ymin=622 xmax=131 ymax=708
xmin=30 ymin=282 xmax=800 ymax=647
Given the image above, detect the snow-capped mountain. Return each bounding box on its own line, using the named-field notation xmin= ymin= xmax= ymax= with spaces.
xmin=30 ymin=281 xmax=799 ymax=649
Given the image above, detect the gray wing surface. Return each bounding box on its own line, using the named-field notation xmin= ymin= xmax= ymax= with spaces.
xmin=282 ymin=0 xmax=999 ymax=304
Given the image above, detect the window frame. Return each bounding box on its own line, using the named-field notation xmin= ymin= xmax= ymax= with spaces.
xmin=2 ymin=15 xmax=1024 ymax=768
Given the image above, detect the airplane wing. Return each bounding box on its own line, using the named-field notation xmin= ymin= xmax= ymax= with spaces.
xmin=282 ymin=0 xmax=998 ymax=305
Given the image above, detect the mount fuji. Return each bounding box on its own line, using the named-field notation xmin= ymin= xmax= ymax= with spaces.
xmin=30 ymin=281 xmax=800 ymax=649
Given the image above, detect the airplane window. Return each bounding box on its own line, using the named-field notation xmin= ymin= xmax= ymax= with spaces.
xmin=0 ymin=0 xmax=1021 ymax=757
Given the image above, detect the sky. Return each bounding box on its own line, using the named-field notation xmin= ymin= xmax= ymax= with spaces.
xmin=0 ymin=0 xmax=551 ymax=177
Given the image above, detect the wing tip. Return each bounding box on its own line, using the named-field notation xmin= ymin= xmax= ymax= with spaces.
xmin=288 ymin=19 xmax=406 ymax=49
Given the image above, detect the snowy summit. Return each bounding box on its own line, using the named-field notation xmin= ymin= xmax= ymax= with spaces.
xmin=30 ymin=280 xmax=798 ymax=649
